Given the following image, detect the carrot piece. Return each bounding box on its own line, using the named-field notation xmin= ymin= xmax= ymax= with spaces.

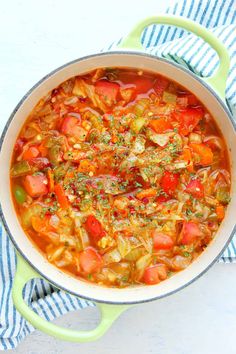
xmin=136 ymin=188 xmax=157 ymax=200
xmin=189 ymin=143 xmax=213 ymax=166
xmin=179 ymin=148 xmax=193 ymax=172
xmin=54 ymin=184 xmax=69 ymax=209
xmin=47 ymin=169 xmax=55 ymax=192
xmin=78 ymin=159 xmax=97 ymax=174
xmin=22 ymin=146 xmax=40 ymax=161
xmin=38 ymin=142 xmax=48 ymax=157
xmin=31 ymin=215 xmax=46 ymax=232
xmin=32 ymin=215 xmax=55 ymax=232
xmin=148 ymin=118 xmax=172 ymax=133
xmin=216 ymin=205 xmax=225 ymax=220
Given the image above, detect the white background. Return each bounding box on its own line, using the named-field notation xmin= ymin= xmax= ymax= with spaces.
xmin=1 ymin=0 xmax=235 ymax=353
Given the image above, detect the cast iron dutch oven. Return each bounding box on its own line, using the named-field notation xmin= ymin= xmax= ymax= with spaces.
xmin=0 ymin=15 xmax=235 ymax=341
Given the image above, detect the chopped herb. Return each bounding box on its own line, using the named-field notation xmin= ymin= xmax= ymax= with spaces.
xmin=167 ymin=271 xmax=174 ymax=277
xmin=121 ymin=276 xmax=128 ymax=282
xmin=186 ymin=208 xmax=193 ymax=216
xmin=183 ymin=251 xmax=190 ymax=257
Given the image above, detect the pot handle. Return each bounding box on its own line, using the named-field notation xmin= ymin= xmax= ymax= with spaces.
xmin=119 ymin=15 xmax=230 ymax=100
xmin=12 ymin=255 xmax=129 ymax=342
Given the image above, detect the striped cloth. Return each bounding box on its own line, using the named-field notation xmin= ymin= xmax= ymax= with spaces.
xmin=1 ymin=0 xmax=236 ymax=350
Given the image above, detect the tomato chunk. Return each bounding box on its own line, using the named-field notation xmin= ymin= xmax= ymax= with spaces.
xmin=156 ymin=195 xmax=170 ymax=203
xmin=149 ymin=118 xmax=172 ymax=134
xmin=185 ymin=179 xmax=204 ymax=198
xmin=84 ymin=215 xmax=106 ymax=242
xmin=160 ymin=171 xmax=179 ymax=195
xmin=180 ymin=222 xmax=202 ymax=245
xmin=29 ymin=157 xmax=51 ymax=169
xmin=61 ymin=116 xmax=87 ymax=140
xmin=95 ymin=80 xmax=120 ymax=105
xmin=61 ymin=116 xmax=79 ymax=134
xmin=119 ymin=73 xmax=153 ymax=95
xmin=173 ymin=107 xmax=203 ymax=136
xmin=23 ymin=174 xmax=48 ymax=197
xmin=54 ymin=183 xmax=69 ymax=209
xmin=132 ymin=77 xmax=153 ymax=94
xmin=144 ymin=265 xmax=161 ymax=285
xmin=80 ymin=247 xmax=103 ymax=274
xmin=23 ymin=146 xmax=40 ymax=161
xmin=152 ymin=231 xmax=174 ymax=250
xmin=154 ymin=76 xmax=169 ymax=95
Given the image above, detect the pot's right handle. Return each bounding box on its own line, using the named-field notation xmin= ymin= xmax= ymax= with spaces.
xmin=119 ymin=15 xmax=230 ymax=100
xmin=12 ymin=255 xmax=129 ymax=342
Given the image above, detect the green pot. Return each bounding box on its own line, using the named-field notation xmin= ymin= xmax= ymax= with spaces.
xmin=0 ymin=15 xmax=235 ymax=342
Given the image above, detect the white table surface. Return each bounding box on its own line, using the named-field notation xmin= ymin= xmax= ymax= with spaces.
xmin=1 ymin=1 xmax=235 ymax=353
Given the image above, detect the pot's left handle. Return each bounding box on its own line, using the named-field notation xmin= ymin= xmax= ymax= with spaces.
xmin=12 ymin=255 xmax=129 ymax=342
xmin=119 ymin=15 xmax=230 ymax=100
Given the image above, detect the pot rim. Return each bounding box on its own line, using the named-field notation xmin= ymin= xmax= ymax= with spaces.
xmin=1 ymin=50 xmax=235 ymax=305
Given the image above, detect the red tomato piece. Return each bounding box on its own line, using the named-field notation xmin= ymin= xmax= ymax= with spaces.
xmin=155 ymin=264 xmax=168 ymax=280
xmin=156 ymin=195 xmax=170 ymax=203
xmin=120 ymin=87 xmax=136 ymax=102
xmin=54 ymin=183 xmax=69 ymax=209
xmin=84 ymin=215 xmax=106 ymax=242
xmin=154 ymin=76 xmax=169 ymax=95
xmin=80 ymin=247 xmax=103 ymax=274
xmin=23 ymin=174 xmax=48 ymax=197
xmin=29 ymin=157 xmax=51 ymax=169
xmin=180 ymin=222 xmax=202 ymax=245
xmin=160 ymin=171 xmax=179 ymax=195
xmin=152 ymin=231 xmax=174 ymax=250
xmin=187 ymin=94 xmax=199 ymax=106
xmin=144 ymin=265 xmax=161 ymax=285
xmin=14 ymin=138 xmax=25 ymax=154
xmin=23 ymin=146 xmax=40 ymax=161
xmin=95 ymin=80 xmax=120 ymax=105
xmin=185 ymin=179 xmax=204 ymax=198
xmin=132 ymin=77 xmax=153 ymax=94
xmin=119 ymin=73 xmax=153 ymax=95
xmin=173 ymin=107 xmax=203 ymax=136
xmin=61 ymin=116 xmax=85 ymax=139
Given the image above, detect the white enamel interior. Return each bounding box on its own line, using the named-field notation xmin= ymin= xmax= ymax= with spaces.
xmin=0 ymin=52 xmax=235 ymax=304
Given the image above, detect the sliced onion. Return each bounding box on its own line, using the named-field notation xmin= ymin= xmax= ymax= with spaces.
xmin=171 ymin=255 xmax=191 ymax=270
xmin=68 ymin=112 xmax=81 ymax=120
xmin=196 ymin=167 xmax=211 ymax=183
xmin=177 ymin=202 xmax=184 ymax=215
xmin=219 ymin=169 xmax=231 ymax=185
xmin=64 ymin=96 xmax=78 ymax=105
xmin=47 ymin=246 xmax=65 ymax=262
xmin=204 ymin=135 xmax=225 ymax=150
xmin=209 ymin=168 xmax=231 ymax=185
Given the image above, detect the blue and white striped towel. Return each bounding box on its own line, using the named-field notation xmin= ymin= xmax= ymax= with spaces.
xmin=1 ymin=0 xmax=236 ymax=350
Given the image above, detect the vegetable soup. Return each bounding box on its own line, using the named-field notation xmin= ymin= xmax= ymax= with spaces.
xmin=10 ymin=68 xmax=231 ymax=287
